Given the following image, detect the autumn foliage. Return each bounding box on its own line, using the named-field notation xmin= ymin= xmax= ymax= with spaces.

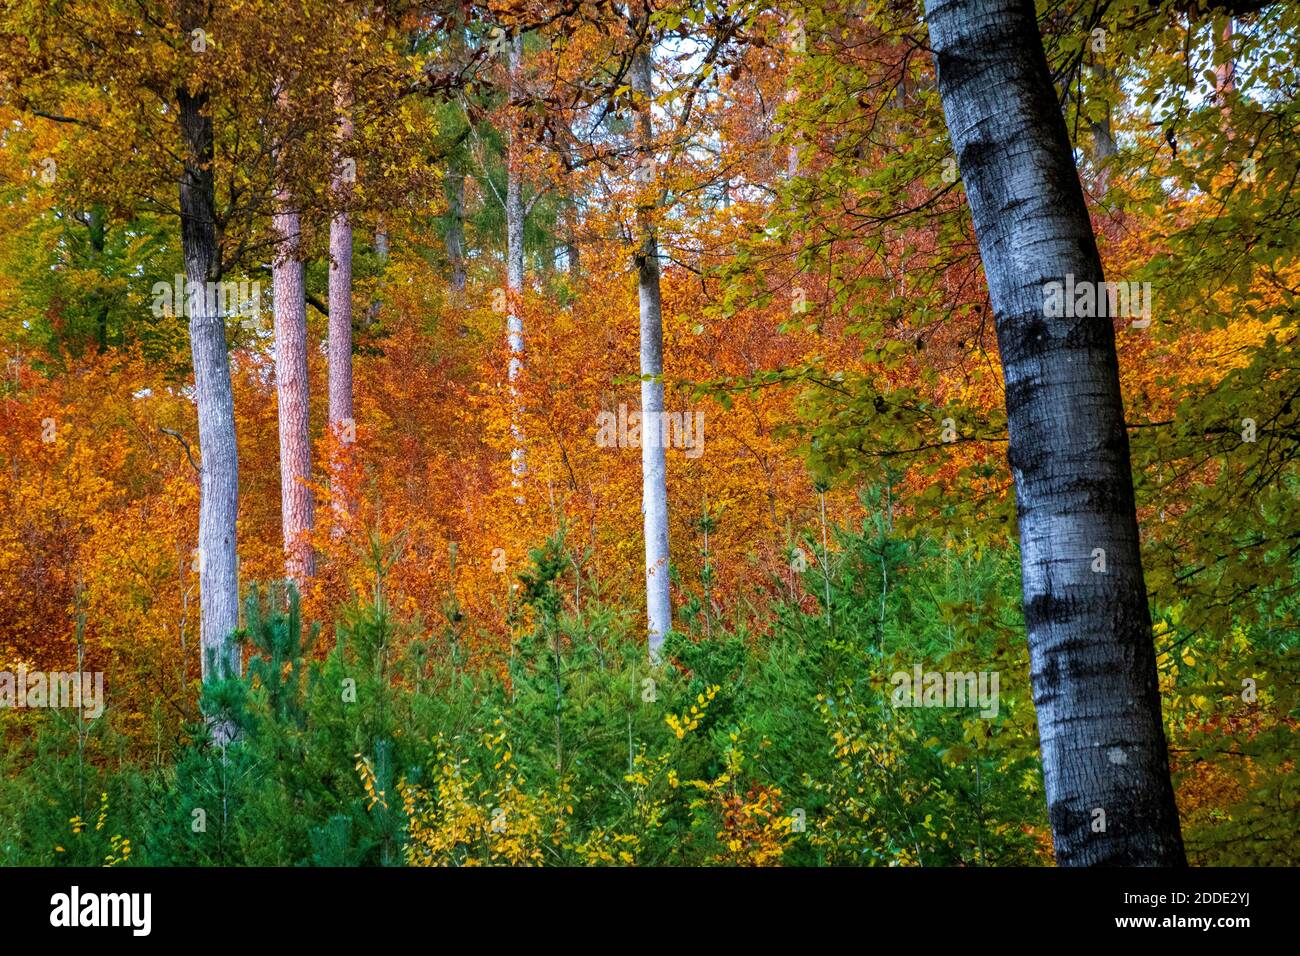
xmin=0 ymin=0 xmax=1297 ymax=867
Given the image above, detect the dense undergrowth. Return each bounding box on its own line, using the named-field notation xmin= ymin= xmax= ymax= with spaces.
xmin=1 ymin=512 xmax=1294 ymax=866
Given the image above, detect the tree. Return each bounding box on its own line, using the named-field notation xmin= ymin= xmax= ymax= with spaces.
xmin=446 ymin=158 xmax=469 ymax=297
xmin=0 ymin=0 xmax=324 ymax=686
xmin=271 ymin=79 xmax=315 ymax=581
xmin=329 ymin=79 xmax=356 ymax=534
xmin=176 ymin=1 xmax=241 ymax=684
xmin=923 ymin=0 xmax=1184 ymax=865
xmin=506 ymin=32 xmax=528 ymax=483
xmin=628 ymin=33 xmax=672 ymax=663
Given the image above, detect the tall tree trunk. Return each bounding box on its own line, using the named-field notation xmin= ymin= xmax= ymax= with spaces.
xmin=630 ymin=44 xmax=672 ymax=663
xmin=177 ymin=84 xmax=241 ymax=683
xmin=329 ymin=81 xmax=355 ymax=534
xmin=924 ymin=0 xmax=1184 ymax=865
xmin=88 ymin=204 xmax=109 ymax=353
xmin=446 ymin=159 xmax=467 ymax=297
xmin=1087 ymin=65 xmax=1117 ymax=194
xmin=1215 ymin=16 xmax=1235 ymax=120
xmin=559 ymin=141 xmax=581 ymax=280
xmin=564 ymin=201 xmax=580 ymax=281
xmin=272 ymin=85 xmax=315 ymax=580
xmin=367 ymin=222 xmax=387 ymax=327
xmin=506 ymin=33 xmax=526 ymax=481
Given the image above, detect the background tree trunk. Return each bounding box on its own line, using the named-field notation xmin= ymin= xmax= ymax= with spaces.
xmin=631 ymin=44 xmax=672 ymax=663
xmin=506 ymin=33 xmax=526 ymax=481
xmin=329 ymin=82 xmax=355 ymax=534
xmin=565 ymin=220 xmax=580 ymax=279
xmin=367 ymin=222 xmax=387 ymax=327
xmin=272 ymin=82 xmax=315 ymax=580
xmin=88 ymin=204 xmax=109 ymax=352
xmin=924 ymin=0 xmax=1185 ymax=865
xmin=1087 ymin=64 xmax=1117 ymax=194
xmin=1215 ymin=16 xmax=1235 ymax=122
xmin=178 ymin=85 xmax=241 ymax=683
xmin=446 ymin=159 xmax=467 ymax=297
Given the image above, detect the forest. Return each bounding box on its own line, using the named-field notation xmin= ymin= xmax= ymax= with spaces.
xmin=0 ymin=0 xmax=1296 ymax=870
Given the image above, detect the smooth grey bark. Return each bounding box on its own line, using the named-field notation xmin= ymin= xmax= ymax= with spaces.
xmin=178 ymin=85 xmax=240 ymax=683
xmin=925 ymin=0 xmax=1184 ymax=865
xmin=506 ymin=33 xmax=526 ymax=480
xmin=631 ymin=45 xmax=672 ymax=663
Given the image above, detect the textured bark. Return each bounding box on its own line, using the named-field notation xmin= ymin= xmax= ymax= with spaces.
xmin=329 ymin=184 xmax=355 ymax=434
xmin=925 ymin=0 xmax=1184 ymax=865
xmin=506 ymin=34 xmax=526 ymax=480
xmin=272 ymin=83 xmax=315 ymax=580
xmin=271 ymin=205 xmax=314 ymax=579
xmin=178 ymin=84 xmax=241 ymax=682
xmin=329 ymin=83 xmax=355 ymax=533
xmin=631 ymin=45 xmax=672 ymax=663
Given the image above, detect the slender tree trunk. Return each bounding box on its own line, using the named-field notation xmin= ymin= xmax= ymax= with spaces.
xmin=1088 ymin=65 xmax=1117 ymax=193
xmin=329 ymin=81 xmax=355 ymax=533
xmin=444 ymin=1 xmax=468 ymax=303
xmin=1215 ymin=16 xmax=1235 ymax=121
xmin=271 ymin=209 xmax=314 ymax=579
xmin=272 ymin=85 xmax=315 ymax=580
xmin=924 ymin=0 xmax=1184 ymax=866
xmin=631 ymin=44 xmax=672 ymax=663
xmin=506 ymin=33 xmax=526 ymax=481
xmin=446 ymin=159 xmax=467 ymax=297
xmin=559 ymin=142 xmax=581 ymax=280
xmin=565 ymin=207 xmax=580 ymax=280
xmin=177 ymin=85 xmax=240 ymax=683
xmin=88 ymin=204 xmax=109 ymax=352
xmin=367 ymin=222 xmax=387 ymax=327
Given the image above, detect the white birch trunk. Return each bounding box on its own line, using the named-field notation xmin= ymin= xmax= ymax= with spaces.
xmin=631 ymin=45 xmax=672 ymax=662
xmin=924 ymin=0 xmax=1184 ymax=865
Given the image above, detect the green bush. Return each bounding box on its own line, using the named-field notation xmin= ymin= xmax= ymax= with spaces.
xmin=5 ymin=507 xmax=1290 ymax=866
